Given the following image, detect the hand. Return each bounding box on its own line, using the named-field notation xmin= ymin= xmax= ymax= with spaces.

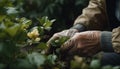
xmin=46 ymin=29 xmax=78 ymax=54
xmin=60 ymin=31 xmax=101 ymax=57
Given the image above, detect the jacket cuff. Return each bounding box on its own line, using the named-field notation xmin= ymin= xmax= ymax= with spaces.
xmin=100 ymin=31 xmax=114 ymax=52
xmin=71 ymin=24 xmax=86 ymax=32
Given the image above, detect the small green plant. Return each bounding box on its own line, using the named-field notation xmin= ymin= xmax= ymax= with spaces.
xmin=48 ymin=36 xmax=69 ymax=54
xmin=0 ymin=0 xmax=120 ymax=69
xmin=0 ymin=16 xmax=56 ymax=69
xmin=46 ymin=36 xmax=70 ymax=69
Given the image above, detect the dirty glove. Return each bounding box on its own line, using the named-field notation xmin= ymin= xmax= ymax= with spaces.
xmin=46 ymin=29 xmax=79 ymax=54
xmin=60 ymin=31 xmax=101 ymax=57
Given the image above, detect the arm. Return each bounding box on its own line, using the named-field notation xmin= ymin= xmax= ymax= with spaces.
xmin=112 ymin=27 xmax=120 ymax=53
xmin=73 ymin=0 xmax=120 ymax=53
xmin=101 ymin=27 xmax=120 ymax=54
xmin=73 ymin=0 xmax=109 ymax=31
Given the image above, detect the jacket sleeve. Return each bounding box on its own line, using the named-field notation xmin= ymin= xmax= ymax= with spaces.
xmin=112 ymin=27 xmax=120 ymax=53
xmin=74 ymin=0 xmax=109 ymax=30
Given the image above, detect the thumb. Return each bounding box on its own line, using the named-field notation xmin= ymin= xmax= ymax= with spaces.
xmin=47 ymin=33 xmax=60 ymax=46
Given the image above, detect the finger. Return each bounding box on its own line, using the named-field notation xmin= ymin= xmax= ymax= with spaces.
xmin=74 ymin=45 xmax=93 ymax=57
xmin=82 ymin=46 xmax=98 ymax=57
xmin=68 ymin=46 xmax=84 ymax=56
xmin=81 ymin=47 xmax=93 ymax=57
xmin=60 ymin=33 xmax=83 ymax=55
xmin=46 ymin=34 xmax=60 ymax=54
xmin=67 ymin=45 xmax=77 ymax=55
xmin=60 ymin=38 xmax=75 ymax=53
xmin=67 ymin=29 xmax=78 ymax=37
xmin=60 ymin=39 xmax=75 ymax=60
xmin=47 ymin=33 xmax=60 ymax=46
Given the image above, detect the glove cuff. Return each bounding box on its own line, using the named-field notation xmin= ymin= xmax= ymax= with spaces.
xmin=100 ymin=31 xmax=114 ymax=52
xmin=71 ymin=24 xmax=86 ymax=32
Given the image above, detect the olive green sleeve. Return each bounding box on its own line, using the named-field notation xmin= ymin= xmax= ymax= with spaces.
xmin=74 ymin=0 xmax=109 ymax=30
xmin=112 ymin=27 xmax=120 ymax=53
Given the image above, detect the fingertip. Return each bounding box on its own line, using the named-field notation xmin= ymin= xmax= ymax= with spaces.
xmin=47 ymin=34 xmax=60 ymax=45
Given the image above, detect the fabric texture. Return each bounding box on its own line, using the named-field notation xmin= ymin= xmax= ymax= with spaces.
xmin=100 ymin=31 xmax=114 ymax=52
xmin=73 ymin=0 xmax=120 ymax=53
xmin=101 ymin=53 xmax=120 ymax=66
xmin=71 ymin=24 xmax=86 ymax=32
xmin=74 ymin=0 xmax=109 ymax=30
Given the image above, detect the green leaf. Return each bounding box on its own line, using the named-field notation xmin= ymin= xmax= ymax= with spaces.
xmin=44 ymin=19 xmax=55 ymax=30
xmin=102 ymin=65 xmax=113 ymax=69
xmin=0 ymin=32 xmax=7 ymax=39
xmin=50 ymin=36 xmax=69 ymax=47
xmin=44 ymin=27 xmax=52 ymax=31
xmin=0 ymin=22 xmax=6 ymax=30
xmin=9 ymin=59 xmax=36 ymax=69
xmin=90 ymin=59 xmax=100 ymax=69
xmin=46 ymin=54 xmax=57 ymax=65
xmin=58 ymin=36 xmax=69 ymax=45
xmin=27 ymin=52 xmax=45 ymax=67
xmin=113 ymin=66 xmax=120 ymax=69
xmin=6 ymin=24 xmax=20 ymax=37
xmin=3 ymin=18 xmax=14 ymax=27
xmin=44 ymin=19 xmax=55 ymax=28
xmin=0 ymin=23 xmax=7 ymax=39
xmin=0 ymin=64 xmax=5 ymax=69
xmin=6 ymin=7 xmax=18 ymax=15
xmin=37 ymin=42 xmax=48 ymax=50
xmin=50 ymin=19 xmax=56 ymax=23
xmin=38 ymin=16 xmax=55 ymax=27
xmin=20 ymin=18 xmax=32 ymax=29
xmin=37 ymin=16 xmax=48 ymax=26
xmin=16 ymin=17 xmax=32 ymax=29
xmin=70 ymin=60 xmax=82 ymax=69
xmin=37 ymin=16 xmax=55 ymax=31
xmin=0 ymin=41 xmax=19 ymax=63
xmin=0 ymin=15 xmax=6 ymax=21
xmin=38 ymin=26 xmax=44 ymax=35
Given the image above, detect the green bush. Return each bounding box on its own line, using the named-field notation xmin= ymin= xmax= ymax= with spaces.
xmin=0 ymin=0 xmax=119 ymax=69
xmin=3 ymin=0 xmax=89 ymax=31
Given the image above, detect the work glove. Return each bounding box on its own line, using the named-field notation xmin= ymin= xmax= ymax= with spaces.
xmin=60 ymin=31 xmax=101 ymax=57
xmin=46 ymin=29 xmax=79 ymax=54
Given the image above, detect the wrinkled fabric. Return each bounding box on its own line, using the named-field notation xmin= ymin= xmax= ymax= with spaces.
xmin=74 ymin=0 xmax=120 ymax=53
xmin=112 ymin=27 xmax=120 ymax=53
xmin=74 ymin=0 xmax=109 ymax=30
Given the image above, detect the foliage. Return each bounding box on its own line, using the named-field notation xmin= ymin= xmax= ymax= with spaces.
xmin=1 ymin=0 xmax=89 ymax=31
xmin=0 ymin=0 xmax=120 ymax=69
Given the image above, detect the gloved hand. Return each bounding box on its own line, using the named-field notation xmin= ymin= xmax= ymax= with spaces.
xmin=46 ymin=29 xmax=79 ymax=54
xmin=60 ymin=31 xmax=101 ymax=57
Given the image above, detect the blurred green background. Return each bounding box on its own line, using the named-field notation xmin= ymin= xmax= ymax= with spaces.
xmin=0 ymin=0 xmax=89 ymax=33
